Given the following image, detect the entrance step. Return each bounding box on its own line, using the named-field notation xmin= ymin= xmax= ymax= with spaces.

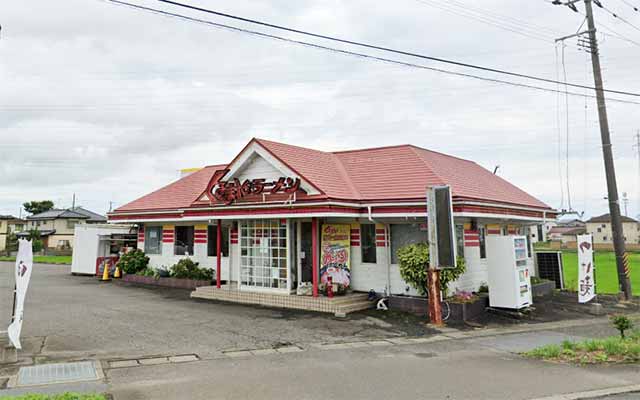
xmin=191 ymin=286 xmax=373 ymax=315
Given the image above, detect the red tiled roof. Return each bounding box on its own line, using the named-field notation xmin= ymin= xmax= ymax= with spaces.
xmin=116 ymin=165 xmax=226 ymax=212
xmin=114 ymin=139 xmax=551 ymax=213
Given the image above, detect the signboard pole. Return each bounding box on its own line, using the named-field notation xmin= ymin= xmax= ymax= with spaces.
xmin=427 ymin=268 xmax=443 ymax=325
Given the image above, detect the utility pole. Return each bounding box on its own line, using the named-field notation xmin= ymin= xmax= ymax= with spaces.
xmin=634 ymin=131 xmax=640 ymax=219
xmin=72 ymin=193 xmax=76 ymax=210
xmin=553 ymin=0 xmax=632 ymax=300
xmin=584 ymin=0 xmax=632 ymax=300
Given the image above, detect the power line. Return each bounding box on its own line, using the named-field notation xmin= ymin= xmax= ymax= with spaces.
xmin=125 ymin=0 xmax=640 ymax=98
xmin=101 ymin=0 xmax=640 ymax=105
xmin=615 ymin=0 xmax=639 ymax=12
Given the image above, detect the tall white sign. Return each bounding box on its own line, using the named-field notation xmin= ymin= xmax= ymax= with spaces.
xmin=577 ymin=234 xmax=596 ymax=304
xmin=7 ymin=239 xmax=34 ymax=350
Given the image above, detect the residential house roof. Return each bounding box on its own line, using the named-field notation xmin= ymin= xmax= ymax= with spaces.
xmin=26 ymin=209 xmax=89 ymax=221
xmin=586 ymin=213 xmax=638 ymax=223
xmin=70 ymin=207 xmax=107 ymax=223
xmin=114 ymin=138 xmax=552 ymax=213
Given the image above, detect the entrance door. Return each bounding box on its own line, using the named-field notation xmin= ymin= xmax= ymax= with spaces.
xmin=300 ymin=222 xmax=313 ymax=283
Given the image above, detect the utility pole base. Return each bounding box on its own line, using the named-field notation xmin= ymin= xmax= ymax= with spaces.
xmin=427 ymin=268 xmax=443 ymax=326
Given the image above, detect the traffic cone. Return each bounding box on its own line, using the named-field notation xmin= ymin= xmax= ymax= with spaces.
xmin=114 ymin=264 xmax=121 ymax=279
xmin=101 ymin=262 xmax=111 ymax=282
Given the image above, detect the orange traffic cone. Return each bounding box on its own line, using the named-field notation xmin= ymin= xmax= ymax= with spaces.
xmin=101 ymin=261 xmax=111 ymax=282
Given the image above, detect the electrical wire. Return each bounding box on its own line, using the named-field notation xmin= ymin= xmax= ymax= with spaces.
xmin=601 ymin=3 xmax=640 ymax=33
xmin=131 ymin=0 xmax=640 ymax=98
xmin=100 ymin=0 xmax=640 ymax=106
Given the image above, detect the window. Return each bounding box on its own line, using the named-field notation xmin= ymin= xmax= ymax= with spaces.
xmin=455 ymin=224 xmax=464 ymax=258
xmin=360 ymin=224 xmax=377 ymax=263
xmin=390 ymin=224 xmax=428 ymax=264
xmin=67 ymin=219 xmax=79 ymax=229
xmin=239 ymin=219 xmax=288 ymax=289
xmin=144 ymin=226 xmax=162 ymax=254
xmin=479 ymin=227 xmax=487 ymax=259
xmin=602 ymin=224 xmax=606 ymax=228
xmin=603 ymin=236 xmax=608 ymax=241
xmin=597 ymin=228 xmax=602 ymax=233
xmin=175 ymin=226 xmax=194 ymax=255
xmin=207 ymin=225 xmax=229 ymax=257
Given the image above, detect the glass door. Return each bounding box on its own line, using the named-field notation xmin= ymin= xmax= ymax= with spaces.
xmin=239 ymin=219 xmax=288 ymax=291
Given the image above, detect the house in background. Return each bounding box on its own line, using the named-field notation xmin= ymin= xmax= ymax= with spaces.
xmin=19 ymin=207 xmax=107 ymax=250
xmin=548 ymin=226 xmax=586 ymax=245
xmin=0 ymin=215 xmax=26 ymax=252
xmin=586 ymin=213 xmax=639 ymax=245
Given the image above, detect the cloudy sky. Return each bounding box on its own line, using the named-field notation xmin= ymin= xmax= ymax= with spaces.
xmin=1 ymin=0 xmax=639 ymax=219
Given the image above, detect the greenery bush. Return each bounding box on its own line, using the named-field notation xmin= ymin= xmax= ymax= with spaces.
xmin=116 ymin=249 xmax=150 ymax=275
xmin=169 ymin=258 xmax=213 ymax=281
xmin=611 ymin=315 xmax=633 ymax=339
xmin=396 ymin=242 xmax=466 ymax=297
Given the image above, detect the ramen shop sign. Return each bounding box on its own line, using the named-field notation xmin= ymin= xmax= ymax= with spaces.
xmin=213 ymin=175 xmax=304 ymax=205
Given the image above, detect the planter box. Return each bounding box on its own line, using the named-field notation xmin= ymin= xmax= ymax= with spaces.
xmin=532 ymin=280 xmax=555 ymax=297
xmin=122 ymin=274 xmax=210 ymax=290
xmin=388 ymin=295 xmax=429 ymax=315
xmin=448 ymin=295 xmax=489 ymax=322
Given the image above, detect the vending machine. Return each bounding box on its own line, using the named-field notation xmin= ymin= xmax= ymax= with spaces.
xmin=486 ymin=235 xmax=532 ymax=309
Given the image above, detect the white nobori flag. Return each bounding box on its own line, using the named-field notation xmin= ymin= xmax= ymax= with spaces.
xmin=7 ymin=239 xmax=34 ymax=350
xmin=577 ymin=234 xmax=596 ymax=304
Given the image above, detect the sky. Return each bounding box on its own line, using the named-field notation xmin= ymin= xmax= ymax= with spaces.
xmin=1 ymin=0 xmax=639 ymax=220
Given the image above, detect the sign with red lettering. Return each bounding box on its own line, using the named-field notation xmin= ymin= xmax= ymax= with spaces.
xmin=320 ymin=224 xmax=351 ymax=287
xmin=212 ymin=169 xmax=305 ymax=205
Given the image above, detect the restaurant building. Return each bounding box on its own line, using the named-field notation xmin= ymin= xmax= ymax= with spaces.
xmin=108 ymin=138 xmax=555 ymax=298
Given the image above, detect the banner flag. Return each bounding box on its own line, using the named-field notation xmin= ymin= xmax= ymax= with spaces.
xmin=8 ymin=239 xmax=34 ymax=350
xmin=320 ymin=224 xmax=351 ymax=286
xmin=577 ymin=234 xmax=596 ymax=304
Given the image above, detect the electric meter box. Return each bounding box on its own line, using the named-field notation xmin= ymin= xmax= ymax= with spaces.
xmin=486 ymin=235 xmax=532 ymax=309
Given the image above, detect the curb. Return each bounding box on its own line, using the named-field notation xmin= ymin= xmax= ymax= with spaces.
xmin=528 ymin=384 xmax=640 ymax=400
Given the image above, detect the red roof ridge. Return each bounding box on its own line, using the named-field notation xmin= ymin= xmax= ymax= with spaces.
xmin=407 ymin=145 xmax=448 ymax=188
xmin=407 ymin=144 xmax=478 ymax=164
xmin=331 ymin=153 xmax=362 ymax=199
xmin=331 ymin=143 xmax=413 ymax=155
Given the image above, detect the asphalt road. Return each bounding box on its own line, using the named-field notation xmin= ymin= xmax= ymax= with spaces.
xmin=0 ymin=262 xmax=427 ymax=364
xmin=2 ymin=262 xmax=640 ymax=399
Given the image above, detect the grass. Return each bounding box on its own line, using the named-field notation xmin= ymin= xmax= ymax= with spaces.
xmin=561 ymin=251 xmax=640 ymax=296
xmin=524 ymin=331 xmax=640 ymax=364
xmin=0 ymin=393 xmax=106 ymax=400
xmin=0 ymin=255 xmax=72 ymax=265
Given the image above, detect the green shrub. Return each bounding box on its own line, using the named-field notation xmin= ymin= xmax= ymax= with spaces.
xmin=136 ymin=267 xmax=156 ymax=277
xmin=611 ymin=315 xmax=633 ymax=339
xmin=397 ymin=242 xmax=466 ymax=297
xmin=525 ymin=344 xmax=561 ymax=359
xmin=561 ymin=340 xmax=577 ymax=351
xmin=169 ymin=258 xmax=213 ymax=281
xmin=116 ymin=249 xmax=150 ymax=274
xmin=603 ymin=337 xmax=625 ymax=356
xmin=584 ymin=339 xmax=604 ymax=352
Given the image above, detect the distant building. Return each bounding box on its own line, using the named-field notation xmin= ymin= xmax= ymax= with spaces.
xmin=548 ymin=226 xmax=586 ymax=244
xmin=19 ymin=207 xmax=106 ymax=250
xmin=586 ymin=213 xmax=639 ymax=245
xmin=0 ymin=215 xmax=27 ymax=252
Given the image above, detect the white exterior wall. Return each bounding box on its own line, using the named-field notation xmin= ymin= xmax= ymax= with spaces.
xmin=143 ymin=224 xmax=232 ymax=280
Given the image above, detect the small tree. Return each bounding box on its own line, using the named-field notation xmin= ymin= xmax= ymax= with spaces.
xmin=27 ymin=229 xmax=43 ymax=252
xmin=611 ymin=315 xmax=633 ymax=339
xmin=397 ymin=242 xmax=466 ymax=297
xmin=23 ymin=200 xmax=54 ymax=215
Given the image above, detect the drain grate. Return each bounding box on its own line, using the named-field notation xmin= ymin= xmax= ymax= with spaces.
xmin=17 ymin=361 xmax=99 ymax=387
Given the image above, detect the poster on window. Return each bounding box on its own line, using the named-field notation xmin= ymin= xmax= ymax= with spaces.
xmin=320 ymin=224 xmax=351 ymax=286
xmin=8 ymin=239 xmax=34 ymax=350
xmin=577 ymin=234 xmax=596 ymax=303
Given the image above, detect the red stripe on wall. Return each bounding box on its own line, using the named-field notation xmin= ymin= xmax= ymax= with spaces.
xmin=464 ymin=240 xmax=480 ymax=247
xmin=350 ymin=241 xmax=360 ymax=246
xmin=375 ymin=229 xmax=385 ymax=234
xmin=376 ymin=241 xmax=386 ymax=247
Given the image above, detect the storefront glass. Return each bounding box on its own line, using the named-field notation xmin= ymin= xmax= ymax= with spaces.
xmin=239 ymin=219 xmax=288 ymax=290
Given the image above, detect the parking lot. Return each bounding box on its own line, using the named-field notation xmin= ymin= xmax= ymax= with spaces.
xmin=0 ymin=262 xmax=431 ymax=366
